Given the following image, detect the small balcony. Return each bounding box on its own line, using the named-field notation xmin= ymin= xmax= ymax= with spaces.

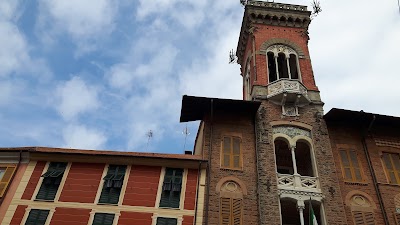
xmin=266 ymin=79 xmax=310 ymax=106
xmin=277 ymin=173 xmax=320 ymax=192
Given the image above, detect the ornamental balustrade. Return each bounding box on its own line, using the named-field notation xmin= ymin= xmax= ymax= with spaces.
xmin=277 ymin=173 xmax=320 ymax=191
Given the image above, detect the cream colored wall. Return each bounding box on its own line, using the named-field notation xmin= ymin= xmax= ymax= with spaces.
xmin=1 ymin=160 xmax=208 ymax=225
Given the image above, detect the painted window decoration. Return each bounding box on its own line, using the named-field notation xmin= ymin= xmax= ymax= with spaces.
xmin=266 ymin=44 xmax=300 ymax=83
xmin=99 ymin=165 xmax=127 ymax=204
xmin=92 ymin=213 xmax=115 ymax=225
xmin=36 ymin=162 xmax=67 ymax=201
xmin=339 ymin=149 xmax=363 ymax=182
xmin=25 ymin=209 xmax=49 ymax=225
xmin=0 ymin=166 xmax=16 ymax=197
xmin=159 ymin=168 xmax=183 ymax=208
xmin=156 ymin=217 xmax=178 ymax=225
xmin=220 ymin=198 xmax=242 ymax=225
xmin=382 ymin=152 xmax=400 ymax=184
xmin=222 ymin=136 xmax=242 ymax=170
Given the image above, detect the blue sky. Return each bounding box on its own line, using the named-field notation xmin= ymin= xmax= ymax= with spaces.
xmin=1 ymin=0 xmax=399 ymax=153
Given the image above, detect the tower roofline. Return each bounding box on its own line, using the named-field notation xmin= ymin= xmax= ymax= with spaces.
xmin=236 ymin=1 xmax=312 ymax=64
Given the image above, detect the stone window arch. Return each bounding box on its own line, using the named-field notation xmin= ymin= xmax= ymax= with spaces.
xmin=345 ymin=191 xmax=377 ymax=225
xmin=216 ymin=178 xmax=246 ymax=225
xmin=266 ymin=44 xmax=301 ymax=83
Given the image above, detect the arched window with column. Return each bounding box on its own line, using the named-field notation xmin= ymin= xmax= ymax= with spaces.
xmin=266 ymin=44 xmax=301 ymax=83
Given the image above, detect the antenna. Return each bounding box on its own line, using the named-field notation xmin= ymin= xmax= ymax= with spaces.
xmin=229 ymin=49 xmax=238 ymax=64
xmin=310 ymin=0 xmax=322 ymax=19
xmin=182 ymin=125 xmax=190 ymax=151
xmin=146 ymin=130 xmax=153 ymax=151
xmin=398 ymin=0 xmax=400 ymax=14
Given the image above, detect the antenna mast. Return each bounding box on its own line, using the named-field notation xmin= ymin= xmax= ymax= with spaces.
xmin=182 ymin=125 xmax=190 ymax=151
xmin=146 ymin=130 xmax=153 ymax=151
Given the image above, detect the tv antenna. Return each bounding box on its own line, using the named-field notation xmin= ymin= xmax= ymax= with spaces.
xmin=146 ymin=130 xmax=153 ymax=151
xmin=229 ymin=49 xmax=238 ymax=64
xmin=311 ymin=0 xmax=322 ymax=19
xmin=182 ymin=125 xmax=190 ymax=151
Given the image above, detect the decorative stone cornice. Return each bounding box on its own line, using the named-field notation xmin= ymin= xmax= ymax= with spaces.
xmin=236 ymin=1 xmax=311 ymax=64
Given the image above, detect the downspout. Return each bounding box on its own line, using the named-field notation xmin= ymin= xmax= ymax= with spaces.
xmin=253 ymin=103 xmax=262 ymax=225
xmin=0 ymin=150 xmax=22 ymax=206
xmin=193 ymin=161 xmax=202 ymax=225
xmin=205 ymin=99 xmax=214 ymax=225
xmin=360 ymin=114 xmax=389 ymax=225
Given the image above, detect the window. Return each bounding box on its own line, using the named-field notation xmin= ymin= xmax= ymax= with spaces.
xmin=266 ymin=44 xmax=300 ymax=82
xmin=244 ymin=61 xmax=251 ymax=100
xmin=220 ymin=197 xmax=242 ymax=225
xmin=99 ymin=165 xmax=126 ymax=204
xmin=36 ymin=162 xmax=67 ymax=201
xmin=159 ymin=168 xmax=183 ymax=208
xmin=156 ymin=217 xmax=178 ymax=225
xmin=92 ymin=213 xmax=114 ymax=225
xmin=353 ymin=211 xmax=375 ymax=225
xmin=25 ymin=209 xmax=49 ymax=225
xmin=221 ymin=137 xmax=242 ymax=169
xmin=0 ymin=166 xmax=16 ymax=197
xmin=339 ymin=149 xmax=363 ymax=182
xmin=382 ymin=152 xmax=400 ymax=184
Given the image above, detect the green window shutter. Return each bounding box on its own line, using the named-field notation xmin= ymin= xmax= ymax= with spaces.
xmin=99 ymin=165 xmax=126 ymax=204
xmin=156 ymin=217 xmax=177 ymax=225
xmin=92 ymin=213 xmax=115 ymax=225
xmin=25 ymin=209 xmax=49 ymax=225
xmin=36 ymin=162 xmax=67 ymax=201
xmin=159 ymin=168 xmax=183 ymax=208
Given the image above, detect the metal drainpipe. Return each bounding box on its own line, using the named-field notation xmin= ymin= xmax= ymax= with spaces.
xmin=360 ymin=114 xmax=389 ymax=225
xmin=205 ymin=99 xmax=214 ymax=225
xmin=253 ymin=101 xmax=262 ymax=225
xmin=0 ymin=150 xmax=22 ymax=206
xmin=193 ymin=161 xmax=202 ymax=225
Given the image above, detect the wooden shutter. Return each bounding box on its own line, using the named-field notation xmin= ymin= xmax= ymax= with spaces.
xmin=0 ymin=166 xmax=16 ymax=197
xmin=232 ymin=199 xmax=242 ymax=225
xmin=36 ymin=162 xmax=67 ymax=200
xmin=394 ymin=213 xmax=400 ymax=225
xmin=156 ymin=217 xmax=177 ymax=225
xmin=221 ymin=198 xmax=231 ymax=225
xmin=25 ymin=209 xmax=49 ymax=225
xmin=159 ymin=168 xmax=183 ymax=208
xmin=93 ymin=213 xmax=115 ymax=225
xmin=353 ymin=211 xmax=375 ymax=225
xmin=99 ymin=165 xmax=126 ymax=204
xmin=220 ymin=198 xmax=242 ymax=225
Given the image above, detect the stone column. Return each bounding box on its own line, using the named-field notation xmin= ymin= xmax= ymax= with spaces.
xmin=297 ymin=200 xmax=305 ymax=225
xmin=286 ymin=55 xmax=292 ymax=79
xmin=274 ymin=55 xmax=280 ymax=80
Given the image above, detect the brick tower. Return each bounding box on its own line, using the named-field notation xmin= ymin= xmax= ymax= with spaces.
xmin=236 ymin=1 xmax=347 ymax=225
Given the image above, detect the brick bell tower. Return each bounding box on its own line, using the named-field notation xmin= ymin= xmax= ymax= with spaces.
xmin=236 ymin=1 xmax=347 ymax=225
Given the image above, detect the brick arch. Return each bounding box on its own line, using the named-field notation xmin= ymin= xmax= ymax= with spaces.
xmin=259 ymin=38 xmax=305 ymax=58
xmin=215 ymin=176 xmax=248 ymax=196
xmin=345 ymin=190 xmax=377 ymax=209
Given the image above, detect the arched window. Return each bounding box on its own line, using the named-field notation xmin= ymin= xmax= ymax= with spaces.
xmin=345 ymin=192 xmax=377 ymax=225
xmin=218 ymin=180 xmax=244 ymax=225
xmin=266 ymin=44 xmax=300 ymax=82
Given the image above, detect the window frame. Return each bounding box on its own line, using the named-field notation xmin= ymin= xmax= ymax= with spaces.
xmin=35 ymin=162 xmax=68 ymax=201
xmin=23 ymin=209 xmax=50 ymax=225
xmin=158 ymin=168 xmax=184 ymax=209
xmin=92 ymin=213 xmax=115 ymax=225
xmin=266 ymin=44 xmax=302 ymax=83
xmin=382 ymin=152 xmax=400 ymax=184
xmin=338 ymin=149 xmax=365 ymax=183
xmin=220 ymin=136 xmax=243 ymax=170
xmin=156 ymin=167 xmax=187 ymax=210
xmin=97 ymin=165 xmax=127 ymax=205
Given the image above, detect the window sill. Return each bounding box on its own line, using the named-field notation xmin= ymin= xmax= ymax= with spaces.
xmin=344 ymin=181 xmax=369 ymax=186
xmin=97 ymin=202 xmax=119 ymax=206
xmin=34 ymin=199 xmax=55 ymax=202
xmin=158 ymin=206 xmax=181 ymax=210
xmin=220 ymin=167 xmax=243 ymax=172
xmin=378 ymin=182 xmax=400 ymax=187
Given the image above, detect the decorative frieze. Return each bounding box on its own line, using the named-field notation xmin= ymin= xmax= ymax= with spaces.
xmin=273 ymin=126 xmax=311 ymax=138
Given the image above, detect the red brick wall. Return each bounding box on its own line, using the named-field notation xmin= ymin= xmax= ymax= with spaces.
xmin=59 ymin=163 xmax=105 ymax=203
xmin=123 ymin=165 xmax=161 ymax=207
xmin=50 ymin=208 xmax=91 ymax=225
xmin=22 ymin=161 xmax=46 ymax=200
xmin=118 ymin=211 xmax=152 ymax=225
xmin=184 ymin=169 xmax=198 ymax=210
xmin=182 ymin=215 xmax=194 ymax=225
xmin=10 ymin=205 xmax=27 ymax=225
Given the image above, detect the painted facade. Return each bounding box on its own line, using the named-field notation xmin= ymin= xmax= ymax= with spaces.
xmin=0 ymin=148 xmax=206 ymax=225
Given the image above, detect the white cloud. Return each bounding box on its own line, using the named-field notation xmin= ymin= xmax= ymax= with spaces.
xmin=55 ymin=76 xmax=100 ymax=120
xmin=37 ymin=0 xmax=118 ymax=54
xmin=62 ymin=124 xmax=106 ymax=149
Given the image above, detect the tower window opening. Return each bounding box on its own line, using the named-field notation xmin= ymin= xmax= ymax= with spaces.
xmin=289 ymin=54 xmax=299 ymax=79
xmin=267 ymin=52 xmax=277 ymax=82
xmin=277 ymin=53 xmax=289 ymax=79
xmin=274 ymin=139 xmax=294 ymax=174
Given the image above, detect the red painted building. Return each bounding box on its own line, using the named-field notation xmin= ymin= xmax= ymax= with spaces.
xmin=0 ymin=147 xmax=206 ymax=225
